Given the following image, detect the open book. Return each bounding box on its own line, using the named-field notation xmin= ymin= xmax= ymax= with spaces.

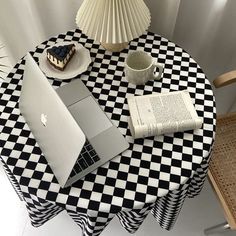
xmin=127 ymin=90 xmax=203 ymax=139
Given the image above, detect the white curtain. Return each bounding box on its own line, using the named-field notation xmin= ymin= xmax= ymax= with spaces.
xmin=0 ymin=0 xmax=82 ymax=65
xmin=1 ymin=0 xmax=236 ymax=114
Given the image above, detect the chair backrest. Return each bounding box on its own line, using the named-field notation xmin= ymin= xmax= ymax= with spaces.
xmin=213 ymin=70 xmax=236 ymax=88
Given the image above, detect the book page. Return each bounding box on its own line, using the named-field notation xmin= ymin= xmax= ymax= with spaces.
xmin=128 ymin=91 xmax=202 ymax=138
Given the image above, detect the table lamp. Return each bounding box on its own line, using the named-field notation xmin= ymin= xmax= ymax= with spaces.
xmin=76 ymin=0 xmax=151 ymax=52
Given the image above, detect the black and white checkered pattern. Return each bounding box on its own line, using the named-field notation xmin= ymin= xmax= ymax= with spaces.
xmin=0 ymin=29 xmax=216 ymax=236
xmin=0 ymin=159 xmax=24 ymax=201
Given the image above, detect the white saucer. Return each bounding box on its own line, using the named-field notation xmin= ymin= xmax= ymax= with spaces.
xmin=38 ymin=42 xmax=91 ymax=80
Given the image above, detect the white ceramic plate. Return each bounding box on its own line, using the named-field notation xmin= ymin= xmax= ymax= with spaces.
xmin=38 ymin=42 xmax=91 ymax=80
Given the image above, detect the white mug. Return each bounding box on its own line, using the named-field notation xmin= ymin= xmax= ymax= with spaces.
xmin=124 ymin=51 xmax=163 ymax=85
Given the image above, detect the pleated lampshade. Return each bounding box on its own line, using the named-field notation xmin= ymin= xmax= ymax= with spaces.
xmin=76 ymin=0 xmax=151 ymax=52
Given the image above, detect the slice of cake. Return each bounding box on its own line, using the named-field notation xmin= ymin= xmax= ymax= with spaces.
xmin=46 ymin=44 xmax=76 ymax=71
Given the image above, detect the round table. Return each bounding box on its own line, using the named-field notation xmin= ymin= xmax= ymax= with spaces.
xmin=0 ymin=29 xmax=216 ymax=236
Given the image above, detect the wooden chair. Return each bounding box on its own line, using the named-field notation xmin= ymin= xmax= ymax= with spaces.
xmin=204 ymin=71 xmax=236 ymax=235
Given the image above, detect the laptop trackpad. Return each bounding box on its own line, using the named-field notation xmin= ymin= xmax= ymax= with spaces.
xmin=68 ymin=96 xmax=112 ymax=139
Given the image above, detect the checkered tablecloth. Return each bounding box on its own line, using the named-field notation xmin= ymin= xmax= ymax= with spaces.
xmin=0 ymin=29 xmax=216 ymax=236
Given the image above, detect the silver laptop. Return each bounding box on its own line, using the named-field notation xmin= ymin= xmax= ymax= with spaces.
xmin=19 ymin=53 xmax=129 ymax=188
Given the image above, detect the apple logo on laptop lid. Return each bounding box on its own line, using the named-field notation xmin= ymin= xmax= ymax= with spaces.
xmin=41 ymin=113 xmax=47 ymax=127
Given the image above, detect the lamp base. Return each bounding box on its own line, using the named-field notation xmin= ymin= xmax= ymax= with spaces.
xmin=101 ymin=42 xmax=128 ymax=52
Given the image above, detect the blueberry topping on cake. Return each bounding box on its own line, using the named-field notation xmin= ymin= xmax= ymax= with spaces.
xmin=46 ymin=44 xmax=76 ymax=71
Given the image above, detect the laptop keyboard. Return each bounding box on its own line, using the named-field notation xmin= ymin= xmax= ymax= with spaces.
xmin=69 ymin=139 xmax=100 ymax=178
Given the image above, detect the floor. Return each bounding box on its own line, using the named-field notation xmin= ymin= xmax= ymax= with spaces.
xmin=0 ymin=162 xmax=235 ymax=236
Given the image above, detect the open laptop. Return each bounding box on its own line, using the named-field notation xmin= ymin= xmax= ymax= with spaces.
xmin=19 ymin=53 xmax=129 ymax=188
